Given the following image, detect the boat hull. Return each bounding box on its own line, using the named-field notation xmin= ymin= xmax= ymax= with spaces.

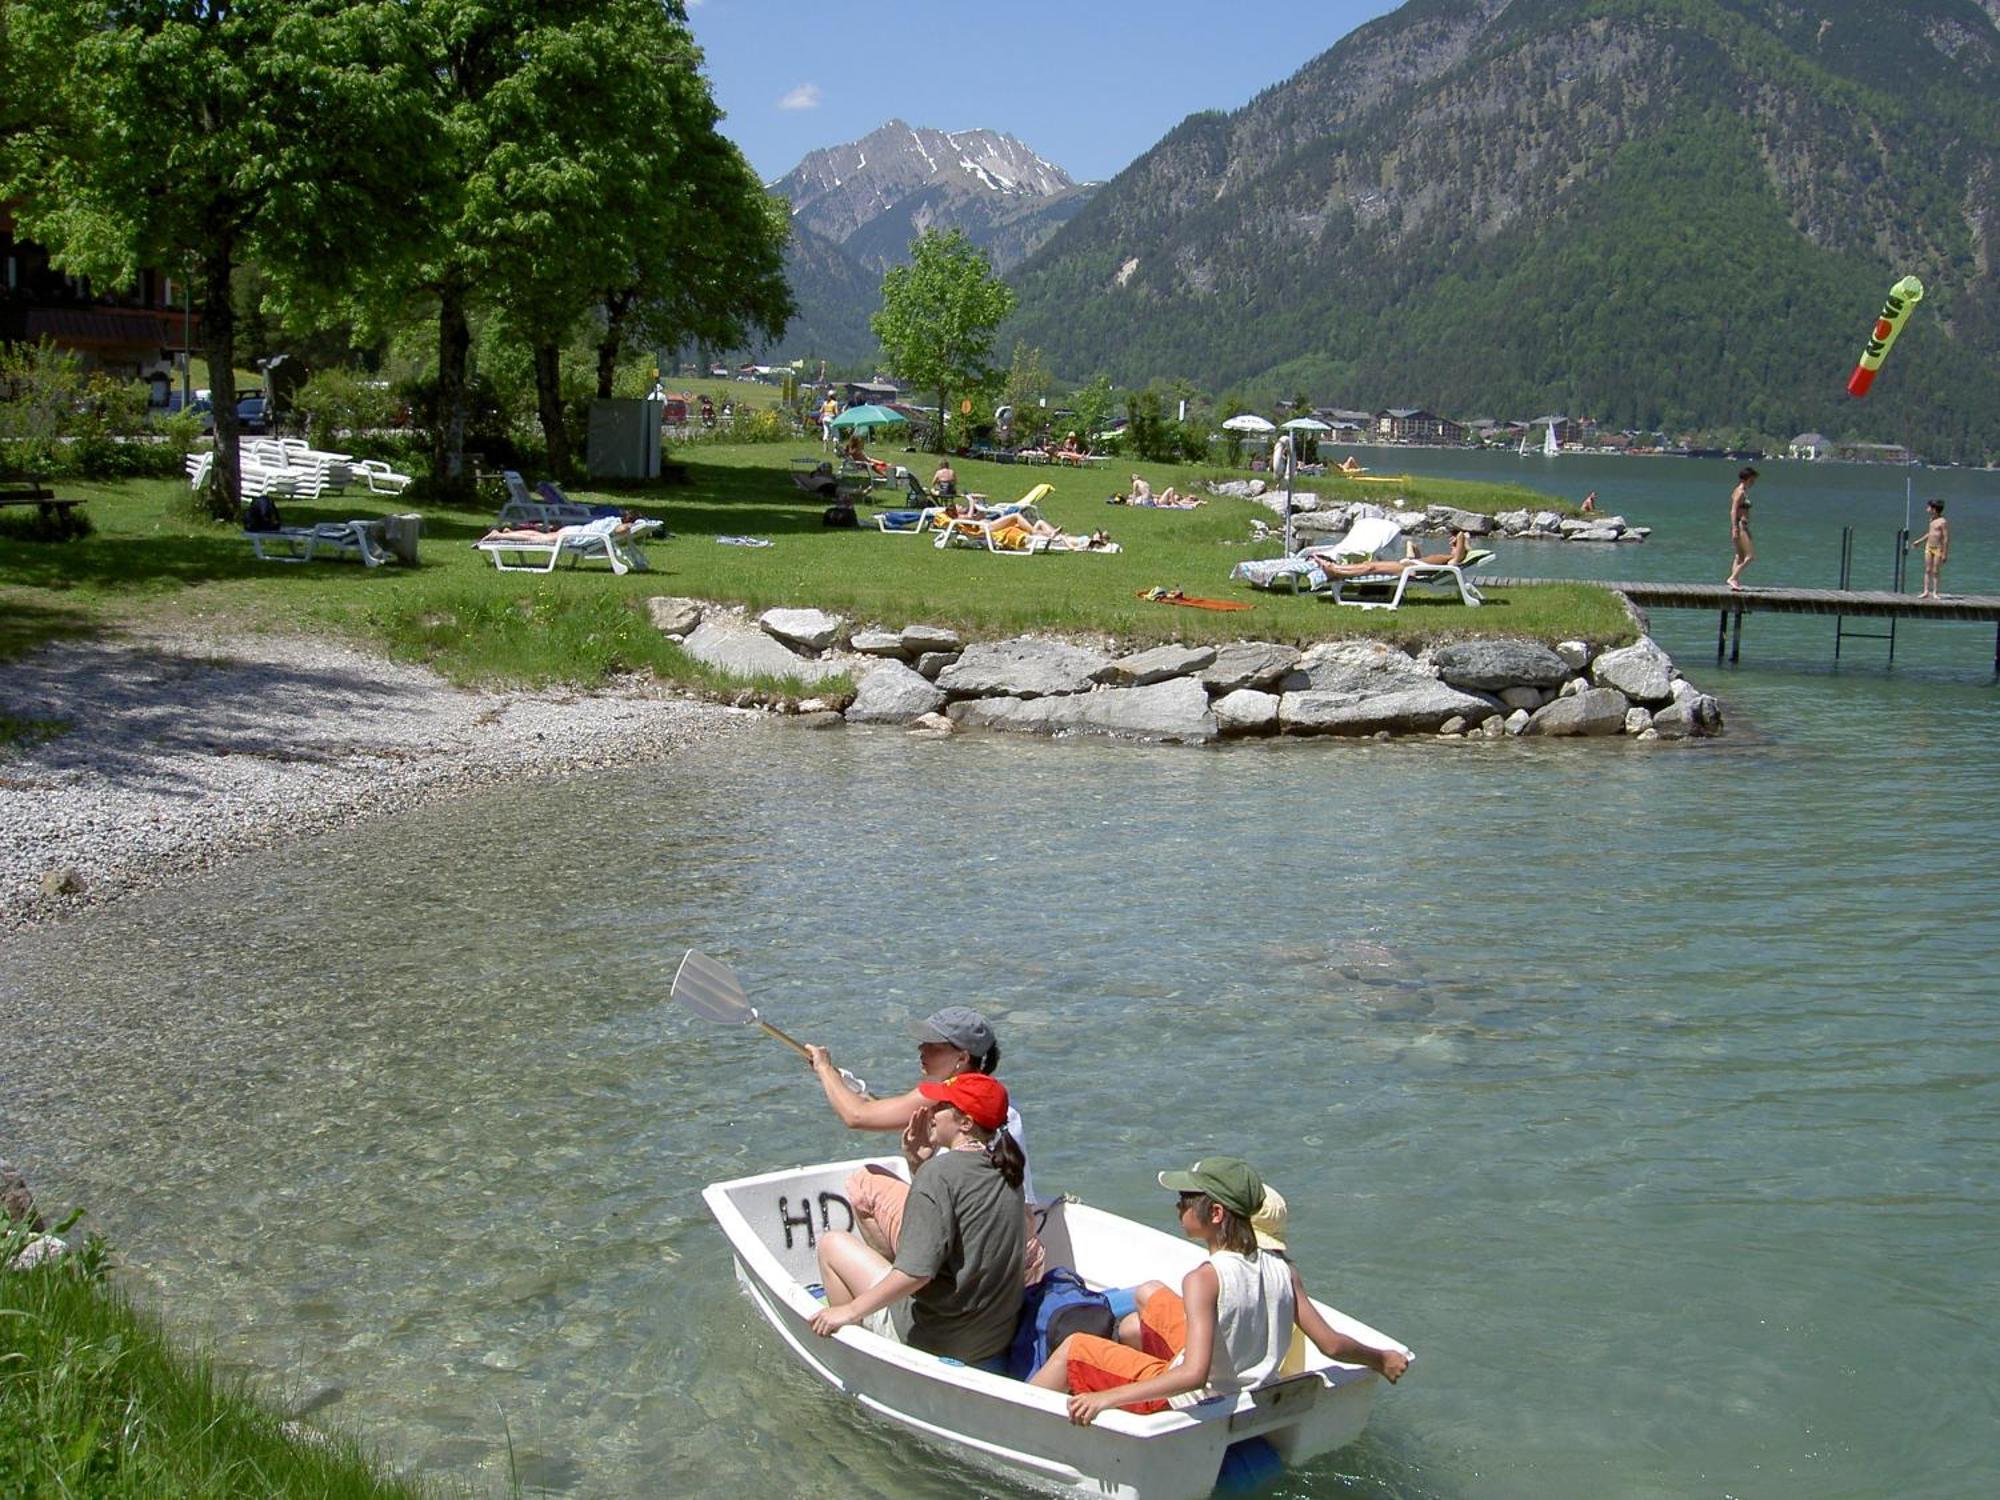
xmin=704 ymin=1159 xmax=1406 ymax=1500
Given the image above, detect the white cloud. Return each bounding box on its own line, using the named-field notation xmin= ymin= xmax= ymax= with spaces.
xmin=777 ymin=83 xmax=822 ymax=111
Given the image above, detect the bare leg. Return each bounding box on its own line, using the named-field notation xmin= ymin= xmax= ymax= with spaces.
xmin=1116 ymin=1281 xmax=1170 ymax=1349
xmin=1028 ymin=1332 xmax=1079 ymax=1391
xmin=816 ymin=1230 xmax=891 ymax=1309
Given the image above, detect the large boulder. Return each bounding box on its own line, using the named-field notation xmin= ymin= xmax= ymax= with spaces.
xmin=949 ymin=678 xmax=1217 ymax=743
xmin=1282 ymin=640 xmax=1424 ymax=694
xmin=1431 ymin=639 xmax=1571 ymax=692
xmin=915 ymin=651 xmax=959 ymax=679
xmin=759 ymin=607 xmax=846 ymax=653
xmin=1437 ymin=506 xmax=1495 ymax=535
xmin=1212 ymin=688 xmax=1281 ymax=736
xmin=1494 ymin=509 xmax=1531 ymax=532
xmin=645 ymin=595 xmax=703 ymax=636
xmin=1590 ymin=638 xmax=1675 ymax=703
xmin=1106 ymin=643 xmax=1216 ymax=686
xmin=936 ymin=638 xmax=1115 ymax=699
xmin=1200 ymin=641 xmax=1301 ymax=692
xmin=1651 ymin=693 xmax=1723 ymax=738
xmin=1525 ymin=686 xmax=1630 ymax=736
xmin=849 ymin=630 xmax=910 ymax=658
xmin=1192 ymin=644 xmax=1304 ymax=696
xmin=846 ymin=660 xmax=947 ymax=724
xmin=900 ymin=623 xmax=962 ymax=654
xmin=1279 ymin=681 xmax=1499 ymax=736
xmin=682 ymin=621 xmax=847 ymax=683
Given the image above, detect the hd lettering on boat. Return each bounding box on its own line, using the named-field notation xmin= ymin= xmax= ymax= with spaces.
xmin=776 ymin=1191 xmax=855 ymax=1250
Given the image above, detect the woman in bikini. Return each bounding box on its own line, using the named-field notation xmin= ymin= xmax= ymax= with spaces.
xmin=1726 ymin=466 xmax=1758 ymax=590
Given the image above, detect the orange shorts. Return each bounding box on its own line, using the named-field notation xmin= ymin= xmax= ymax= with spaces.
xmin=1062 ymin=1287 xmax=1187 ymax=1413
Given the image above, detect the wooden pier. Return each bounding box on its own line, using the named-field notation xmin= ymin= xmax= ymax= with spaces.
xmin=1481 ymin=578 xmax=2000 ymax=668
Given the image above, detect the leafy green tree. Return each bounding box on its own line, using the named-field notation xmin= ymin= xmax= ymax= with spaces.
xmin=872 ymin=230 xmax=1016 ymax=453
xmin=1002 ymin=342 xmax=1057 ymax=417
xmin=4 ymin=0 xmax=437 ymax=516
xmin=1067 ymin=376 xmax=1117 ymax=456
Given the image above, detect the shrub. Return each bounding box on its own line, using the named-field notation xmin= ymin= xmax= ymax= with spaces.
xmin=0 ymin=340 xmax=160 ymax=478
xmin=293 ymin=369 xmax=399 ymax=449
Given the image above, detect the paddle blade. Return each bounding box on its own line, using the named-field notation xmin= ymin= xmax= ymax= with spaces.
xmin=672 ymin=949 xmax=757 ymax=1026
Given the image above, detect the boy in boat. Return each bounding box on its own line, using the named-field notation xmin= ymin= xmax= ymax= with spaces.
xmin=808 ymin=1073 xmax=1027 ymax=1372
xmin=1029 ymin=1157 xmax=1407 ymax=1423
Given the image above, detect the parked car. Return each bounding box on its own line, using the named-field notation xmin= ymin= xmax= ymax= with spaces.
xmin=235 ymin=392 xmax=271 ymax=433
xmin=155 ymin=390 xmax=214 ymax=433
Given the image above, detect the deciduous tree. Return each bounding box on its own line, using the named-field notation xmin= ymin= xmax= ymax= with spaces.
xmin=872 ymin=230 xmax=1016 ymax=453
xmin=3 ymin=0 xmax=438 ymax=515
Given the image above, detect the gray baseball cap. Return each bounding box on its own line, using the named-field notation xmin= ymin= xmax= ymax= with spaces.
xmin=911 ymin=1006 xmax=996 ymax=1058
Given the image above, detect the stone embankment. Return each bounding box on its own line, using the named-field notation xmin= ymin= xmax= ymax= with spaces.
xmin=661 ymin=600 xmax=1724 ymax=748
xmin=1207 ymin=481 xmax=1648 ymax=544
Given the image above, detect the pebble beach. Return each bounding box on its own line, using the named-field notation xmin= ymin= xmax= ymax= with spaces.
xmin=0 ymin=631 xmax=743 ymax=934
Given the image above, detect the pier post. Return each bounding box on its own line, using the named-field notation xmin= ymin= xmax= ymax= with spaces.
xmin=1730 ymin=607 xmax=1744 ymax=663
xmin=1717 ymin=609 xmax=1728 ymax=662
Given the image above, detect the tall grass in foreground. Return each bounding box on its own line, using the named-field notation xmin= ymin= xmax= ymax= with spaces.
xmin=1 ymin=1225 xmax=434 ymax=1498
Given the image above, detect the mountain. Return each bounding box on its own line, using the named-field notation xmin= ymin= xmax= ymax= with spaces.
xmin=774 ymin=120 xmax=1094 ymax=275
xmin=765 ymin=220 xmax=880 ymax=369
xmin=745 ymin=120 xmax=1096 ymax=366
xmin=1000 ymin=0 xmax=2000 ymax=460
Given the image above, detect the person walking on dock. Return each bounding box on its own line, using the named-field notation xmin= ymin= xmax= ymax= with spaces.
xmin=1910 ymin=499 xmax=1950 ymax=599
xmin=1725 ymin=466 xmax=1758 ymax=591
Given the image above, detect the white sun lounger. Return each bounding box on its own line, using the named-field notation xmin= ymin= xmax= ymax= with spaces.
xmin=474 ymin=515 xmax=660 ymax=575
xmin=1324 ymin=550 xmax=1493 ymax=610
xmin=245 ymin=520 xmax=396 ymax=567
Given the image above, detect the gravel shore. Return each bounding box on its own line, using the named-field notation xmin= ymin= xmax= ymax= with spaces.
xmin=1 ymin=631 xmax=745 ymax=933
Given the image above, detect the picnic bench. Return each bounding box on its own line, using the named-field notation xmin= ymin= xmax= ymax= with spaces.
xmin=0 ymin=475 xmax=86 ymax=537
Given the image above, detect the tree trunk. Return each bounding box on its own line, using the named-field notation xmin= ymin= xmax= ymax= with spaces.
xmin=199 ymin=243 xmax=239 ymax=521
xmin=596 ymin=289 xmax=634 ymax=399
xmin=533 ymin=341 xmax=570 ymax=478
xmin=432 ymin=275 xmax=472 ymax=503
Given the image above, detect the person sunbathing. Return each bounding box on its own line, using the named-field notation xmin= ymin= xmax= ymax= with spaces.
xmin=1337 ymin=455 xmax=1368 ymax=476
xmin=1309 ymin=530 xmax=1470 ymax=577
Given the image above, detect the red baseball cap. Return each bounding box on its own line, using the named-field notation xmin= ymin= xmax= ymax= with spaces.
xmin=918 ymin=1073 xmax=1009 ymax=1131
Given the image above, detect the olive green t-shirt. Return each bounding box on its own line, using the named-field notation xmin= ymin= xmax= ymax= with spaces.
xmin=893 ymin=1147 xmax=1027 ymax=1362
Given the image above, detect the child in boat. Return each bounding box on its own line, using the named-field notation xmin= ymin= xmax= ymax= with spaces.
xmin=805 ymin=1008 xmax=1043 ymax=1278
xmin=808 ymin=1073 xmax=1028 ymax=1370
xmin=1029 ymin=1157 xmax=1407 ymax=1424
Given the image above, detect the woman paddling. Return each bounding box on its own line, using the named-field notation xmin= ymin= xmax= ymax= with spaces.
xmin=806 ymin=1008 xmax=1043 ymax=1276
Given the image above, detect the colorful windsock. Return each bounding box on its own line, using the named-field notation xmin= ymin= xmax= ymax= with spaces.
xmin=1846 ymin=275 xmax=1924 ymax=398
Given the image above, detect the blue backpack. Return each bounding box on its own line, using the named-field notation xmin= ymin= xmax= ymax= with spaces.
xmin=1007 ymin=1268 xmax=1117 ymax=1380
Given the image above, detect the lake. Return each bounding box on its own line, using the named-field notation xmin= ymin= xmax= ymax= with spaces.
xmin=2 ymin=452 xmax=1996 ymax=1499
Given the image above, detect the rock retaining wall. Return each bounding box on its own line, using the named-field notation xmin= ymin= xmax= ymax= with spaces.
xmin=1206 ymin=481 xmax=1647 ymax=544
xmin=649 ymin=598 xmax=1724 ymax=748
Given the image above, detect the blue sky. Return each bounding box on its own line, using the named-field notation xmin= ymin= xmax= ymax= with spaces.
xmin=687 ymin=1 xmax=1403 ymax=185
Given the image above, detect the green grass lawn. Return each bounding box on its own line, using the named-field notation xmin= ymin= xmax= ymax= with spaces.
xmin=0 ymin=444 xmax=1631 ymax=691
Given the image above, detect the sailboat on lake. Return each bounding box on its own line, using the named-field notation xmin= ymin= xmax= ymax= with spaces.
xmin=1543 ymin=422 xmax=1560 ymax=457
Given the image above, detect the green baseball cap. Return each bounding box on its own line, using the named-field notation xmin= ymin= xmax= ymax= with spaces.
xmin=1157 ymin=1156 xmax=1266 ymax=1221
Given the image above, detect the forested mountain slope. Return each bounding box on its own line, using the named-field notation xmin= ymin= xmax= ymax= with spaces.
xmin=1001 ymin=0 xmax=2000 ymax=458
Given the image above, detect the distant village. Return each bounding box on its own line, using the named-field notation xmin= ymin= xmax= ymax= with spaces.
xmin=731 ymin=365 xmax=1919 ymax=465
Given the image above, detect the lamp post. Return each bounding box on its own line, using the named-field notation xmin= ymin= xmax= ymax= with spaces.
xmin=179 ymin=254 xmax=192 ymax=408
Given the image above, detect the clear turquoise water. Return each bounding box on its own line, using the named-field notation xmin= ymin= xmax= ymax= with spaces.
xmin=2 ymin=456 xmax=1996 ymax=1499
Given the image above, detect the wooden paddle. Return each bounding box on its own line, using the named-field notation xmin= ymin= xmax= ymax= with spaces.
xmin=671 ymin=949 xmax=866 ymax=1094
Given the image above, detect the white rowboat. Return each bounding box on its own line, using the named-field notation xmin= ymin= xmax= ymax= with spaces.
xmin=704 ymin=1158 xmax=1412 ymax=1500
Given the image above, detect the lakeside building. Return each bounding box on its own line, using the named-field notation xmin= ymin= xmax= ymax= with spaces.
xmin=1789 ymin=431 xmax=1832 ymax=460
xmin=1375 ymin=407 xmax=1465 ymax=443
xmin=1 ymin=207 xmax=197 ymax=402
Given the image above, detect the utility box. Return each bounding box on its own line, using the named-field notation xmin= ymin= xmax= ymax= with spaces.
xmin=586 ymin=398 xmax=664 ymax=479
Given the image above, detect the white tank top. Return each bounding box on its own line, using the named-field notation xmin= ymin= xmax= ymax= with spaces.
xmin=1170 ymin=1249 xmax=1295 ymax=1409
